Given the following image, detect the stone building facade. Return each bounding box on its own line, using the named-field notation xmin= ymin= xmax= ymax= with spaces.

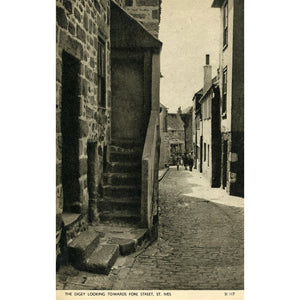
xmin=56 ymin=0 xmax=162 ymax=267
xmin=192 ymin=88 xmax=203 ymax=170
xmin=166 ymin=113 xmax=185 ymax=165
xmin=212 ymin=0 xmax=244 ymax=196
xmin=199 ymin=56 xmax=221 ymax=187
xmin=192 ymin=55 xmax=221 ymax=187
xmin=159 ymin=103 xmax=169 ymax=169
xmin=56 ymin=0 xmax=114 ymax=256
xmin=180 ymin=106 xmax=193 ymax=155
xmin=123 ymin=0 xmax=161 ymax=37
xmin=158 ymin=107 xmax=194 ymax=167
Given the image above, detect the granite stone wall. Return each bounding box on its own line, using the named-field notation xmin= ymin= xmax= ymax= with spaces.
xmin=124 ymin=0 xmax=161 ymax=37
xmin=56 ymin=0 xmax=163 ymax=265
xmin=56 ymin=0 xmax=112 ymax=225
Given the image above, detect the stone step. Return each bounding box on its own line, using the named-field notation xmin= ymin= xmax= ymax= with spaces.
xmin=99 ymin=199 xmax=140 ymax=215
xmin=103 ymin=185 xmax=141 ymax=198
xmin=106 ymin=162 xmax=141 ymax=173
xmin=110 ymin=150 xmax=141 ymax=163
xmin=99 ymin=211 xmax=141 ymax=223
xmin=110 ymin=144 xmax=142 ymax=154
xmin=93 ymin=225 xmax=148 ymax=255
xmin=83 ymin=244 xmax=120 ymax=275
xmin=104 ymin=173 xmax=141 ymax=185
xmin=64 ymin=224 xmax=149 ymax=275
xmin=105 ymin=230 xmax=148 ymax=255
xmin=68 ymin=229 xmax=101 ymax=264
xmin=99 ymin=196 xmax=140 ymax=206
xmin=111 ymin=140 xmax=143 ymax=150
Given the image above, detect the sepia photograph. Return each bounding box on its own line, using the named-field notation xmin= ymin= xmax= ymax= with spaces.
xmin=55 ymin=0 xmax=244 ymax=295
xmin=4 ymin=1 xmax=300 ymax=300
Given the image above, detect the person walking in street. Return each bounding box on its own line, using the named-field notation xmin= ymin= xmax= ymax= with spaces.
xmin=188 ymin=152 xmax=194 ymax=172
xmin=176 ymin=156 xmax=180 ymax=171
xmin=183 ymin=153 xmax=188 ymax=170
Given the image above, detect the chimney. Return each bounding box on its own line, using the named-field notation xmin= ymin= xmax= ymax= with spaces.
xmin=203 ymin=54 xmax=212 ymax=93
xmin=177 ymin=106 xmax=182 ymax=114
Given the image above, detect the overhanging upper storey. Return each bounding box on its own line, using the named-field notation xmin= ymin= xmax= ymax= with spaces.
xmin=110 ymin=1 xmax=162 ymax=50
xmin=211 ymin=0 xmax=225 ymax=8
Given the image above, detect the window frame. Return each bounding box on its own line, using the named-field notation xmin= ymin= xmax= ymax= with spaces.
xmin=97 ymin=37 xmax=106 ymax=109
xmin=223 ymin=1 xmax=228 ymax=49
xmin=208 ymin=144 xmax=210 ymax=167
xmin=222 ymin=66 xmax=228 ymax=118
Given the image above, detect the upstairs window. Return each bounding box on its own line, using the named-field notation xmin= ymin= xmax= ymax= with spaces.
xmin=223 ymin=1 xmax=228 ymax=48
xmin=202 ymin=99 xmax=211 ymax=120
xmin=208 ymin=144 xmax=210 ymax=167
xmin=97 ymin=38 xmax=106 ymax=108
xmin=222 ymin=67 xmax=227 ymax=117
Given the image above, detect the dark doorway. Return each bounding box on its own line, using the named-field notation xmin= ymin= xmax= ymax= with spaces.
xmin=200 ymin=136 xmax=203 ymax=173
xmin=222 ymin=140 xmax=228 ymax=189
xmin=103 ymin=145 xmax=107 ymax=173
xmin=61 ymin=51 xmax=81 ymax=213
xmin=87 ymin=142 xmax=98 ymax=222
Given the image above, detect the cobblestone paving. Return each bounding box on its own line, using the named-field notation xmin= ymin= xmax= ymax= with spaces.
xmin=57 ymin=167 xmax=243 ymax=290
xmin=121 ymin=168 xmax=244 ymax=290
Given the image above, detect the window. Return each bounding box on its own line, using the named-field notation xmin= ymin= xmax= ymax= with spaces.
xmin=223 ymin=1 xmax=228 ymax=48
xmin=206 ymin=100 xmax=209 ymax=119
xmin=97 ymin=38 xmax=106 ymax=108
xmin=222 ymin=67 xmax=227 ymax=117
xmin=208 ymin=145 xmax=210 ymax=167
xmin=202 ymin=99 xmax=211 ymax=120
xmin=204 ymin=143 xmax=206 ymax=162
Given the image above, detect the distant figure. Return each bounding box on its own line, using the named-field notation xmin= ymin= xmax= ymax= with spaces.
xmin=176 ymin=156 xmax=180 ymax=171
xmin=188 ymin=153 xmax=194 ymax=172
xmin=183 ymin=153 xmax=188 ymax=170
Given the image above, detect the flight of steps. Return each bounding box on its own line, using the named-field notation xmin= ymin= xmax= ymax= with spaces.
xmin=62 ymin=142 xmax=147 ymax=275
xmin=99 ymin=142 xmax=143 ymax=223
xmin=67 ymin=225 xmax=148 ymax=274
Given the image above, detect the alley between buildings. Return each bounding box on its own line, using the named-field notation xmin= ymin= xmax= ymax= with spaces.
xmin=57 ymin=166 xmax=244 ymax=290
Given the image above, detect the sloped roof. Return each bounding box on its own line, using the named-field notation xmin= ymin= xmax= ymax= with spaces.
xmin=199 ymin=83 xmax=220 ymax=104
xmin=167 ymin=114 xmax=184 ymax=131
xmin=212 ymin=76 xmax=218 ymax=84
xmin=181 ymin=106 xmax=193 ymax=114
xmin=111 ymin=1 xmax=162 ymax=49
xmin=160 ymin=102 xmax=168 ymax=109
xmin=211 ymin=0 xmax=225 ymax=8
xmin=193 ymin=88 xmax=203 ymax=101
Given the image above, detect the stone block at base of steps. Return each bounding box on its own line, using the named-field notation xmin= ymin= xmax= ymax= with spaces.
xmin=84 ymin=244 xmax=120 ymax=275
xmin=67 ymin=225 xmax=148 ymax=275
xmin=68 ymin=229 xmax=102 ymax=263
xmin=94 ymin=225 xmax=148 ymax=256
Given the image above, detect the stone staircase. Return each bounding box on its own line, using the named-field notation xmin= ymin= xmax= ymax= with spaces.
xmin=67 ymin=224 xmax=148 ymax=274
xmin=100 ymin=142 xmax=143 ymax=223
xmin=65 ymin=141 xmax=146 ymax=275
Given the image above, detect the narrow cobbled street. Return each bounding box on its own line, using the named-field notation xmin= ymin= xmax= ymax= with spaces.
xmin=121 ymin=167 xmax=244 ymax=290
xmin=57 ymin=166 xmax=243 ymax=290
